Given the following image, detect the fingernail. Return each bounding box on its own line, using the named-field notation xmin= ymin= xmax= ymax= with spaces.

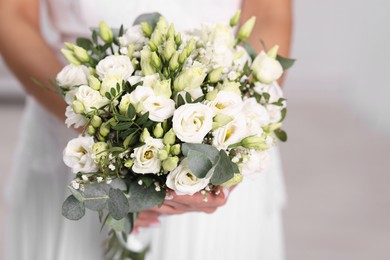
xmin=222 ymin=188 xmax=230 ymax=198
xmin=165 ymin=193 xmax=174 ymax=200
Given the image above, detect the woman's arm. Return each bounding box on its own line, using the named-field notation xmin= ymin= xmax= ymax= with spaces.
xmin=0 ymin=0 xmax=67 ymax=121
xmin=241 ymin=0 xmax=292 ymax=57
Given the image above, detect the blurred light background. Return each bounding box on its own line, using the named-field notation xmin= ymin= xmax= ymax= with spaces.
xmin=1 ymin=1 xmax=389 ymax=259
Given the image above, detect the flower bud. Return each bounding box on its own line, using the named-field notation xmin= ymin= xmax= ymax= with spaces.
xmin=221 ymin=173 xmax=243 ymax=188
xmin=99 ymin=21 xmax=114 ymax=43
xmin=141 ymin=22 xmax=153 ymax=37
xmin=150 ymin=29 xmax=163 ymax=47
xmin=241 ymin=135 xmax=269 ymax=150
xmin=153 ymin=123 xmax=164 ymax=138
xmin=175 ymin=32 xmax=182 ymax=46
xmin=151 ymin=52 xmax=162 ymax=69
xmin=173 ymin=67 xmax=206 ymax=92
xmin=64 ymin=42 xmax=74 ymax=50
xmin=208 ymin=67 xmax=223 ymax=83
xmin=72 ymin=100 xmax=85 ymax=114
xmin=251 ymin=51 xmax=283 ymax=84
xmin=127 ymin=44 xmax=135 ymax=58
xmin=169 ymin=52 xmax=180 ymax=71
xmin=163 ymin=128 xmax=176 ymax=145
xmin=167 ymin=24 xmax=175 ymax=39
xmin=162 ymin=156 xmax=179 ymax=172
xmin=162 ymin=120 xmax=169 ymax=132
xmin=124 ymin=159 xmax=133 ymax=168
xmin=267 ymin=45 xmax=279 ymax=59
xmin=92 ymin=142 xmax=108 ymax=162
xmin=157 ymin=150 xmax=169 ymax=161
xmin=170 ymin=144 xmax=181 ymax=156
xmin=91 ymin=115 xmax=102 ymax=128
xmin=89 ymin=75 xmax=101 ymax=90
xmin=238 ymin=16 xmax=256 ymax=42
xmin=163 ymin=38 xmax=176 ymax=62
xmin=205 ymin=89 xmax=218 ymax=101
xmin=99 ymin=123 xmax=110 ymax=137
xmin=178 ymin=49 xmax=188 ymax=64
xmin=140 ymin=128 xmax=151 ymax=143
xmin=61 ymin=49 xmax=81 ymax=65
xmin=152 ymin=79 xmax=172 ymax=98
xmin=140 ymin=48 xmax=157 ymax=75
xmin=148 ymin=41 xmax=158 ymax=52
xmin=73 ymin=45 xmax=90 ymax=63
xmin=212 ymin=114 xmax=233 ymax=130
xmin=156 ymin=16 xmax=168 ymax=35
xmin=87 ymin=125 xmax=96 ymax=135
xmin=230 ymin=10 xmax=241 ymax=27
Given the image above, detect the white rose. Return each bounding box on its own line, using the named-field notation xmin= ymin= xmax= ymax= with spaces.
xmin=251 ymin=51 xmax=283 ymax=84
xmin=63 ymin=136 xmax=99 ymax=173
xmin=74 ymin=85 xmax=109 ymax=113
xmin=241 ymin=150 xmax=271 ymax=177
xmin=118 ymin=25 xmax=148 ymax=51
xmin=96 ymin=55 xmax=134 ymax=80
xmin=132 ymin=138 xmax=164 ymax=174
xmin=254 ymin=81 xmax=285 ymax=105
xmin=172 ymin=103 xmax=213 ymax=143
xmin=206 ymin=90 xmax=242 ymax=117
xmin=56 ymin=64 xmax=89 ymax=89
xmin=241 ymin=98 xmax=270 ymax=136
xmin=166 ymin=159 xmax=210 ymax=195
xmin=129 ymin=85 xmax=155 ymax=113
xmin=212 ymin=116 xmax=247 ymax=150
xmin=65 ymin=106 xmax=87 ymax=128
xmin=143 ymin=95 xmax=175 ymax=122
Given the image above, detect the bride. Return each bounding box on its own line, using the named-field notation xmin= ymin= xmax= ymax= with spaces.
xmin=0 ymin=0 xmax=292 ymax=259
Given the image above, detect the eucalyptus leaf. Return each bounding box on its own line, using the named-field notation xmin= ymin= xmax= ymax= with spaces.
xmin=62 ymin=195 xmax=86 ymax=220
xmin=108 ymin=188 xmax=130 ymax=220
xmin=128 ymin=182 xmax=165 ymax=212
xmin=133 ymin=12 xmax=161 ymax=30
xmin=106 ymin=215 xmax=126 ymax=232
xmin=276 ymin=55 xmax=296 ymax=70
xmin=187 ymin=150 xmax=213 ymax=178
xmin=109 ymin=178 xmax=128 ymax=191
xmin=210 ymin=150 xmax=234 ymax=185
xmin=83 ymin=183 xmax=110 ymax=211
xmin=68 ymin=186 xmax=85 ymax=202
xmin=182 ymin=143 xmax=220 ymax=164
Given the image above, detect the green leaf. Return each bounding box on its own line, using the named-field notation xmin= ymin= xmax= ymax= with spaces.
xmin=108 ymin=188 xmax=130 ymax=220
xmin=243 ymin=41 xmax=257 ymax=60
xmin=106 ymin=215 xmax=126 ymax=232
xmin=177 ymin=94 xmax=185 ymax=107
xmin=192 ymin=95 xmax=205 ymax=103
xmin=127 ymin=104 xmax=136 ymax=119
xmin=110 ymin=87 xmax=117 ymax=97
xmin=127 ymin=182 xmax=166 ymax=212
xmin=123 ymin=131 xmax=138 ymax=148
xmin=116 ymin=82 xmax=121 ymax=93
xmin=262 ymin=92 xmax=270 ymax=103
xmin=105 ymin=92 xmax=112 ymax=100
xmin=119 ymin=24 xmax=124 ymax=37
xmin=92 ymin=30 xmax=98 ymax=44
xmin=76 ymin=37 xmax=93 ymax=50
xmin=68 ymin=186 xmax=85 ymax=202
xmin=115 ymin=114 xmax=132 ymax=122
xmin=112 ymin=122 xmax=132 ymax=131
xmin=187 ymin=150 xmax=213 ymax=178
xmin=83 ymin=183 xmax=110 ymax=211
xmin=137 ymin=176 xmax=154 ymax=187
xmin=135 ymin=112 xmax=150 ymax=125
xmin=62 ymin=195 xmax=86 ymax=220
xmin=133 ymin=12 xmax=161 ymax=30
xmin=185 ymin=92 xmax=192 ymax=103
xmin=119 ymin=128 xmax=139 ymax=139
xmin=276 ymin=55 xmax=296 ymax=70
xmin=274 ymin=129 xmax=288 ymax=142
xmin=109 ymin=178 xmax=128 ymax=191
xmin=280 ymin=108 xmax=287 ymax=122
xmin=182 ymin=143 xmax=220 ymax=164
xmin=210 ymin=150 xmax=234 ymax=185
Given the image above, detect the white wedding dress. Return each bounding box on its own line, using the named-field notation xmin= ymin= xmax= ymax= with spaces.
xmin=4 ymin=0 xmax=286 ymax=259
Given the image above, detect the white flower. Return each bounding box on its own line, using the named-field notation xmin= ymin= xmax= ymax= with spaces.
xmin=56 ymin=64 xmax=89 ymax=89
xmin=96 ymin=55 xmax=134 ymax=80
xmin=100 ymin=75 xmax=123 ymax=96
xmin=266 ymin=104 xmax=283 ymax=124
xmin=251 ymin=51 xmax=283 ymax=84
xmin=166 ymin=159 xmax=210 ymax=195
xmin=119 ymin=93 xmax=132 ymax=114
xmin=212 ymin=116 xmax=247 ymax=150
xmin=65 ymin=106 xmax=87 ymax=128
xmin=74 ymin=85 xmax=109 ymax=113
xmin=64 ymin=89 xmax=78 ymax=105
xmin=233 ymin=46 xmax=251 ymax=71
xmin=129 ymin=85 xmax=175 ymax=122
xmin=118 ymin=25 xmax=148 ymax=51
xmin=241 ymin=98 xmax=270 ymax=136
xmin=254 ymin=81 xmax=285 ymax=105
xmin=132 ymin=138 xmax=164 ymax=174
xmin=142 ymin=95 xmax=175 ymax=122
xmin=241 ymin=150 xmax=271 ymax=177
xmin=63 ymin=136 xmax=99 ymax=173
xmin=172 ymin=103 xmax=213 ymax=143
xmin=206 ymin=90 xmax=242 ymax=117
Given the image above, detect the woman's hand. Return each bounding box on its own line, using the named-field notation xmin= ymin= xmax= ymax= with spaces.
xmin=134 ymin=186 xmax=233 ymax=229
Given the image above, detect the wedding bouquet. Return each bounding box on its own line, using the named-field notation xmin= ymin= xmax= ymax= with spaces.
xmin=56 ymin=11 xmax=294 ymax=259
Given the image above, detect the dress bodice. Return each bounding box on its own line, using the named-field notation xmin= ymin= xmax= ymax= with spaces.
xmin=46 ymin=0 xmax=242 ymax=46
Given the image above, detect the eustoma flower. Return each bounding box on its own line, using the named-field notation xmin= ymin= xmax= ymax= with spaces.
xmin=132 ymin=138 xmax=164 ymax=174
xmin=63 ymin=136 xmax=98 ymax=173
